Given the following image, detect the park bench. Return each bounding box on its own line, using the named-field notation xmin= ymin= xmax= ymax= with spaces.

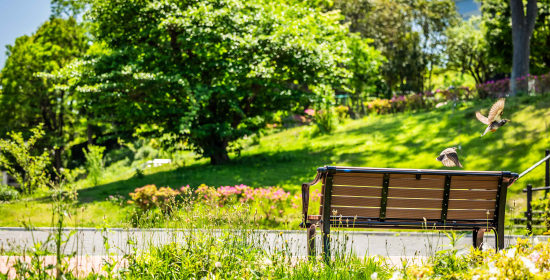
xmin=300 ymin=166 xmax=518 ymax=258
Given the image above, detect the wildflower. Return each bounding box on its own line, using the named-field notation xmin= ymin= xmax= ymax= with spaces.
xmin=263 ymin=258 xmax=273 ymax=266
xmin=215 ymin=262 xmax=222 ymax=268
xmin=472 ymin=275 xmax=480 ymax=280
xmin=505 ymin=247 xmax=516 ymax=258
xmin=534 ymin=237 xmax=541 ymax=245
xmin=488 ymin=261 xmax=498 ymax=274
xmin=520 ymin=256 xmax=539 ymax=274
xmin=370 ymin=272 xmax=378 ymax=280
xmin=529 ymin=251 xmax=541 ymax=263
xmin=389 ymin=271 xmax=400 ymax=280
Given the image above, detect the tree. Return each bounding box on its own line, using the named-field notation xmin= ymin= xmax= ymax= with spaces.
xmin=446 ymin=16 xmax=495 ymax=85
xmin=0 ymin=17 xmax=89 ymax=171
xmin=79 ymin=0 xmax=350 ymax=165
xmin=482 ymin=0 xmax=550 ymax=88
xmin=509 ymin=0 xmax=538 ymax=95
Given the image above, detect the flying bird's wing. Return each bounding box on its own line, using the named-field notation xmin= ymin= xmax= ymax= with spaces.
xmin=445 ymin=152 xmax=463 ymax=168
xmin=488 ymin=98 xmax=505 ymax=123
xmin=476 ymin=111 xmax=489 ymax=125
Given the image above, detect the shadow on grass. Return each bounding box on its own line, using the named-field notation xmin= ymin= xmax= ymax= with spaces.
xmin=76 ymin=95 xmax=550 ymax=203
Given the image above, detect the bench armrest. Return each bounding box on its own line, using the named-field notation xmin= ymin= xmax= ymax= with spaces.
xmin=301 ymin=171 xmax=324 ymax=225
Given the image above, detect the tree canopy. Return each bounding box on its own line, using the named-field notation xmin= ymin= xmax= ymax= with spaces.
xmin=76 ymin=0 xmax=353 ymax=164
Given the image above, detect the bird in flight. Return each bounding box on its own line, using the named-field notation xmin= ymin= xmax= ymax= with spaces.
xmin=476 ymin=98 xmax=510 ymax=137
xmin=437 ymin=147 xmax=463 ymax=168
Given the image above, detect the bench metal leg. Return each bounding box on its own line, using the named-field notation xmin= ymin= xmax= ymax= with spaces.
xmin=472 ymin=228 xmax=485 ymax=249
xmin=496 ymin=225 xmax=505 ymax=250
xmin=322 ymin=229 xmax=330 ymax=263
xmin=307 ymin=224 xmax=316 ymax=258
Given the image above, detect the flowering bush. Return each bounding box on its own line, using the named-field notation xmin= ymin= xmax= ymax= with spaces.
xmin=476 ymin=72 xmax=550 ymax=98
xmin=106 ymin=194 xmax=127 ymax=207
xmin=334 ymin=105 xmax=349 ymax=120
xmin=129 ymin=184 xmax=180 ymax=211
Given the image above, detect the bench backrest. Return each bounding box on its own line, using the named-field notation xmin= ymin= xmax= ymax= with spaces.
xmin=317 ymin=166 xmax=518 ymax=226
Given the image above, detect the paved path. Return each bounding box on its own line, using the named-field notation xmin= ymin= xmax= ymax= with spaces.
xmin=1 ymin=227 xmax=544 ymax=257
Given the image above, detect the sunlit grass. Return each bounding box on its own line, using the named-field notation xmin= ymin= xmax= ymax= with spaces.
xmin=2 ymin=95 xmax=549 ymax=227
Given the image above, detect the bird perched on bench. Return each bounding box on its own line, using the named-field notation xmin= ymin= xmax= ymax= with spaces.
xmin=437 ymin=147 xmax=463 ymax=168
xmin=475 ymin=98 xmax=510 ymax=137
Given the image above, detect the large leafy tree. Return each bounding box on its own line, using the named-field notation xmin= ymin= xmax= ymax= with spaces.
xmin=80 ymin=0 xmax=349 ymax=165
xmin=0 ymin=17 xmax=89 ymax=171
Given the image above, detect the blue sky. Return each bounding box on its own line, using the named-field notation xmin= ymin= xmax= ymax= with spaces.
xmin=0 ymin=0 xmax=51 ymax=67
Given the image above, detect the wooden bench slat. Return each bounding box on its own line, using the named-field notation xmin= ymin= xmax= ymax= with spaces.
xmin=451 ymin=176 xmax=500 ymax=181
xmin=387 ymin=198 xmax=442 ymax=209
xmin=388 ymin=188 xmax=444 ymax=199
xmin=450 ymin=180 xmax=499 ymax=190
xmin=332 ymin=176 xmax=384 ymax=187
xmin=448 ymin=199 xmax=496 ymax=210
xmin=450 ymin=189 xmax=497 ymax=200
xmin=332 ymin=186 xmax=382 ymax=197
xmin=389 ymin=178 xmax=445 ymax=189
xmin=448 ymin=209 xmax=495 ymax=220
xmin=390 ymin=174 xmax=446 ymax=180
xmin=329 ymin=206 xmax=380 ymax=218
xmin=386 ymin=208 xmax=441 ymax=219
xmin=330 ymin=196 xmax=381 ymax=208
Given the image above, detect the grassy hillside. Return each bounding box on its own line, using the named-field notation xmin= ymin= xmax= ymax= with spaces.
xmin=1 ymin=95 xmax=550 ymax=227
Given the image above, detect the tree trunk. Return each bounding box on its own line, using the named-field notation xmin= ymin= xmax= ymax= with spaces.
xmin=209 ymin=139 xmax=230 ymax=165
xmin=87 ymin=124 xmax=94 ymax=145
xmin=54 ymin=148 xmax=62 ymax=174
xmin=210 ymin=151 xmax=230 ymax=165
xmin=509 ymin=0 xmax=538 ymax=96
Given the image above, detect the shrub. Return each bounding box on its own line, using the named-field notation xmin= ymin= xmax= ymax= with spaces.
xmin=0 ymin=125 xmax=50 ymax=194
xmin=0 ymin=184 xmax=20 ymax=201
xmin=83 ymin=145 xmax=106 ymax=186
xmin=304 ymin=108 xmax=336 ymax=134
xmin=334 ymin=105 xmax=350 ymax=120
xmin=129 ymin=184 xmax=180 ymax=211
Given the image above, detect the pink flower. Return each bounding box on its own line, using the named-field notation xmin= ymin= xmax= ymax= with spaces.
xmin=304 ymin=109 xmax=315 ymax=116
xmin=529 ymin=251 xmax=541 ymax=263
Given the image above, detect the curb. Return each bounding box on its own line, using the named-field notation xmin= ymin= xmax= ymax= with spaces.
xmin=1 ymin=227 xmax=549 ymax=238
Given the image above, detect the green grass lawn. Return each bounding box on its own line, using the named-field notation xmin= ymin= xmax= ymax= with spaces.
xmin=2 ymin=95 xmax=550 ymax=227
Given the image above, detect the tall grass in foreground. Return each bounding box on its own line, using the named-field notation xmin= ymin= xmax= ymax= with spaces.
xmin=4 ymin=194 xmax=550 ymax=279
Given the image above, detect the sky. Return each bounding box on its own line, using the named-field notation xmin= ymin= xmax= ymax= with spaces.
xmin=0 ymin=0 xmax=51 ymax=68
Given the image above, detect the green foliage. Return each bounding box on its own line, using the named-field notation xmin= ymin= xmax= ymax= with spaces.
xmin=0 ymin=184 xmax=20 ymax=201
xmin=77 ymin=0 xmax=351 ymax=165
xmin=482 ymin=0 xmax=550 ymax=75
xmin=83 ymin=144 xmax=105 ymax=186
xmin=0 ymin=125 xmax=51 ymax=194
xmin=332 ymin=0 xmax=460 ymax=94
xmin=446 ymin=16 xmax=495 ymax=85
xmin=0 ymin=17 xmax=89 ymax=170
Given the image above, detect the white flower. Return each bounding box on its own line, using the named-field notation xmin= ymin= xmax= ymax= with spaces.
xmin=215 ymin=262 xmax=222 ymax=268
xmin=534 ymin=237 xmax=541 ymax=245
xmin=506 ymin=247 xmax=517 ymax=258
xmin=482 ymin=244 xmax=493 ymax=252
xmin=263 ymin=258 xmax=273 ymax=266
xmin=370 ymin=272 xmax=378 ymax=280
xmin=472 ymin=275 xmax=480 ymax=280
xmin=389 ymin=271 xmax=400 ymax=280
xmin=488 ymin=277 xmax=497 ymax=280
xmin=520 ymin=256 xmax=539 ymax=274
xmin=488 ymin=262 xmax=498 ymax=274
